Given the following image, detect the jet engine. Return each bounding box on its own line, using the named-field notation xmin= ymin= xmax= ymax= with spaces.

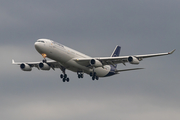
xmin=90 ymin=59 xmax=103 ymax=67
xmin=128 ymin=56 xmax=140 ymax=64
xmin=39 ymin=63 xmax=50 ymax=70
xmin=20 ymin=63 xmax=32 ymax=71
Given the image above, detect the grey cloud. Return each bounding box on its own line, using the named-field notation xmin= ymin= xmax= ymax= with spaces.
xmin=0 ymin=0 xmax=179 ymax=120
xmin=1 ymin=1 xmax=180 ymax=46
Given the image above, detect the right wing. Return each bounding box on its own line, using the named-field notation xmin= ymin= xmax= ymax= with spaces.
xmin=74 ymin=49 xmax=175 ymax=67
xmin=97 ymin=49 xmax=176 ymax=66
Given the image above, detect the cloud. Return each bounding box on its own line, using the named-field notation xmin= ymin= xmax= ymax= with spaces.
xmin=0 ymin=0 xmax=179 ymax=120
xmin=1 ymin=90 xmax=179 ymax=120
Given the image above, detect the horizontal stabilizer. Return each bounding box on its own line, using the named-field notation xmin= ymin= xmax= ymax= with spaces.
xmin=116 ymin=68 xmax=144 ymax=73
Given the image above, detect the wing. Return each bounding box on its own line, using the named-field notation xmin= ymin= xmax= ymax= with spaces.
xmin=74 ymin=49 xmax=175 ymax=67
xmin=98 ymin=49 xmax=175 ymax=65
xmin=12 ymin=59 xmax=63 ymax=70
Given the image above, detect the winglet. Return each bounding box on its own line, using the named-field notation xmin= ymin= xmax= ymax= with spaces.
xmin=12 ymin=59 xmax=15 ymax=64
xmin=168 ymin=49 xmax=176 ymax=54
xmin=12 ymin=59 xmax=18 ymax=65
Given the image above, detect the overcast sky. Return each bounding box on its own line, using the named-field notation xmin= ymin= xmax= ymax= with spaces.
xmin=0 ymin=0 xmax=179 ymax=120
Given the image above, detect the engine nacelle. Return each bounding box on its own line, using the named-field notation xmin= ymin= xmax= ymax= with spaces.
xmin=128 ymin=56 xmax=140 ymax=64
xmin=39 ymin=63 xmax=50 ymax=70
xmin=90 ymin=59 xmax=103 ymax=67
xmin=20 ymin=63 xmax=32 ymax=71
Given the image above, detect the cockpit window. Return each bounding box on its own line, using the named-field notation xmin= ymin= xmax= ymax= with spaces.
xmin=37 ymin=40 xmax=45 ymax=43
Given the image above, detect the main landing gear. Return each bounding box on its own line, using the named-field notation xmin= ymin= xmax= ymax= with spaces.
xmin=77 ymin=72 xmax=84 ymax=79
xmin=60 ymin=74 xmax=69 ymax=82
xmin=59 ymin=66 xmax=70 ymax=82
xmin=90 ymin=72 xmax=99 ymax=80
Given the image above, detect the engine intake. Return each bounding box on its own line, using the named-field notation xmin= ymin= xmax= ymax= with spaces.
xmin=90 ymin=59 xmax=103 ymax=67
xmin=20 ymin=63 xmax=32 ymax=71
xmin=39 ymin=63 xmax=50 ymax=70
xmin=128 ymin=56 xmax=140 ymax=64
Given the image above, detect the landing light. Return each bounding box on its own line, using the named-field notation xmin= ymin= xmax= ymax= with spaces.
xmin=41 ymin=53 xmax=47 ymax=58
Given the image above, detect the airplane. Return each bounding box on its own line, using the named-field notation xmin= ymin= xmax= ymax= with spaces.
xmin=12 ymin=39 xmax=175 ymax=82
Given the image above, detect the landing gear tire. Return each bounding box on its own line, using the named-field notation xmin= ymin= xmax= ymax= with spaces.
xmin=62 ymin=78 xmax=70 ymax=82
xmin=78 ymin=74 xmax=81 ymax=79
xmin=63 ymin=78 xmax=66 ymax=82
xmin=60 ymin=74 xmax=64 ymax=79
xmin=66 ymin=78 xmax=70 ymax=82
xmin=80 ymin=74 xmax=83 ymax=78
xmin=90 ymin=72 xmax=93 ymax=77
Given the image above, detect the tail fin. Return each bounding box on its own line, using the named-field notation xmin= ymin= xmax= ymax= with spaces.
xmin=111 ymin=45 xmax=121 ymax=57
xmin=110 ymin=46 xmax=121 ymax=68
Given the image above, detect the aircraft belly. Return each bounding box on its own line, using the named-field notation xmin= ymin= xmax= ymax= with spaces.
xmin=94 ymin=66 xmax=110 ymax=77
xmin=65 ymin=59 xmax=110 ymax=77
xmin=65 ymin=59 xmax=90 ymax=73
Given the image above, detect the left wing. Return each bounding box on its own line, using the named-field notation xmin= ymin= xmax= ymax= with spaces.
xmin=74 ymin=49 xmax=175 ymax=67
xmin=12 ymin=59 xmax=63 ymax=71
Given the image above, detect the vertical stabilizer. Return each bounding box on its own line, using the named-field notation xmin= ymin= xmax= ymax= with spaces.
xmin=111 ymin=45 xmax=121 ymax=57
xmin=110 ymin=45 xmax=121 ymax=68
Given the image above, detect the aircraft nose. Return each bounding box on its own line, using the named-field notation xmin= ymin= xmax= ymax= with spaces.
xmin=34 ymin=42 xmax=41 ymax=52
xmin=34 ymin=42 xmax=39 ymax=49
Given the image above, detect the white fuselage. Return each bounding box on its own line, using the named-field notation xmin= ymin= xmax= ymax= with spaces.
xmin=34 ymin=39 xmax=113 ymax=77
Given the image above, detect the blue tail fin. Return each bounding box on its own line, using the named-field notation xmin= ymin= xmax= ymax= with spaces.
xmin=111 ymin=45 xmax=121 ymax=69
xmin=111 ymin=45 xmax=121 ymax=57
xmin=110 ymin=45 xmax=121 ymax=68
